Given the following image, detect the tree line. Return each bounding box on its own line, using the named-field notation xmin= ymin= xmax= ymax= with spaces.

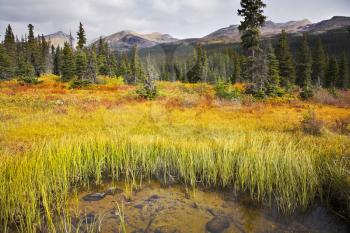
xmin=0 ymin=0 xmax=349 ymax=99
xmin=0 ymin=22 xmax=147 ymax=86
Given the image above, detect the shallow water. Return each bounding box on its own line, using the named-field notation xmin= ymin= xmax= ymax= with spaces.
xmin=75 ymin=182 xmax=349 ymax=233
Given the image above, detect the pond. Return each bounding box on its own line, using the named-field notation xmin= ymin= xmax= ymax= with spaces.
xmin=72 ymin=181 xmax=349 ymax=233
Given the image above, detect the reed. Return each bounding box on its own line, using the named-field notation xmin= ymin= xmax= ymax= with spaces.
xmin=0 ymin=131 xmax=349 ymax=232
xmin=0 ymin=79 xmax=349 ymax=232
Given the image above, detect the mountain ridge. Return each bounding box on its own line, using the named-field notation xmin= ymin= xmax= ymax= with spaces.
xmin=44 ymin=16 xmax=350 ymax=51
xmin=92 ymin=31 xmax=179 ymax=52
xmin=44 ymin=31 xmax=74 ymax=48
xmin=200 ymin=19 xmax=313 ymax=44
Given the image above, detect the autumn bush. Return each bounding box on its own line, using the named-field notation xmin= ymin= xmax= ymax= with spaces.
xmin=301 ymin=109 xmax=324 ymax=135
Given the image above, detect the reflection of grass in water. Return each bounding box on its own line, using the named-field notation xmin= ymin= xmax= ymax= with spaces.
xmin=0 ymin=79 xmax=349 ymax=232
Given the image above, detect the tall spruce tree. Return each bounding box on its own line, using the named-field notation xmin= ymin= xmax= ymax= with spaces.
xmin=27 ymin=24 xmax=36 ymax=68
xmin=4 ymin=25 xmax=17 ymax=65
xmin=312 ymin=38 xmax=327 ymax=86
xmin=86 ymin=49 xmax=98 ymax=83
xmin=40 ymin=35 xmax=51 ymax=73
xmin=75 ymin=50 xmax=87 ymax=80
xmin=50 ymin=45 xmax=55 ymax=73
xmin=76 ymin=22 xmax=87 ymax=50
xmin=187 ymin=44 xmax=209 ymax=83
xmin=276 ymin=30 xmax=295 ymax=88
xmin=232 ymin=55 xmax=242 ymax=84
xmin=0 ymin=44 xmax=14 ymax=79
xmin=61 ymin=42 xmax=75 ymax=82
xmin=337 ymin=53 xmax=348 ymax=89
xmin=325 ymin=57 xmax=339 ymax=88
xmin=27 ymin=24 xmax=35 ymax=44
xmin=69 ymin=32 xmax=74 ymax=49
xmin=296 ymin=34 xmax=313 ymax=87
xmin=98 ymin=54 xmax=109 ymax=76
xmin=96 ymin=37 xmax=110 ymax=76
xmin=129 ymin=46 xmax=143 ymax=84
xmin=118 ymin=53 xmax=131 ymax=79
xmin=237 ymin=0 xmax=266 ymax=86
xmin=53 ymin=46 xmax=62 ymax=75
xmin=266 ymin=46 xmax=282 ymax=96
xmin=108 ymin=54 xmax=118 ymax=76
xmin=16 ymin=53 xmax=35 ymax=79
xmin=26 ymin=24 xmax=42 ymax=76
xmin=97 ymin=37 xmax=108 ymax=57
xmin=138 ymin=54 xmax=158 ymax=99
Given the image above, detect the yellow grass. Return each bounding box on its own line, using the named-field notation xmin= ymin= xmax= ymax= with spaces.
xmin=0 ymin=75 xmax=349 ymax=232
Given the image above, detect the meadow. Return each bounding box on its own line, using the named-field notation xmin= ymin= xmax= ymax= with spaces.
xmin=0 ymin=75 xmax=349 ymax=232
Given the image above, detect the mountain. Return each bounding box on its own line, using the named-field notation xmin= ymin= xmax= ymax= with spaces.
xmin=201 ymin=16 xmax=350 ymax=44
xmin=201 ymin=19 xmax=312 ymax=43
xmin=301 ymin=16 xmax=350 ymax=33
xmin=85 ymin=16 xmax=350 ymax=53
xmin=138 ymin=16 xmax=350 ymax=68
xmin=44 ymin=31 xmax=74 ymax=48
xmin=200 ymin=19 xmax=312 ymax=43
xmin=96 ymin=31 xmax=178 ymax=52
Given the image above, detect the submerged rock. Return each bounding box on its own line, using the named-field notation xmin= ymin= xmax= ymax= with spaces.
xmin=206 ymin=216 xmax=230 ymax=233
xmin=154 ymin=229 xmax=165 ymax=233
xmin=83 ymin=192 xmax=106 ymax=201
xmin=83 ymin=213 xmax=96 ymax=224
xmin=147 ymin=194 xmax=160 ymax=201
xmin=191 ymin=202 xmax=199 ymax=209
xmin=83 ymin=187 xmax=123 ymax=202
xmin=134 ymin=204 xmax=144 ymax=209
xmin=105 ymin=187 xmax=123 ymax=196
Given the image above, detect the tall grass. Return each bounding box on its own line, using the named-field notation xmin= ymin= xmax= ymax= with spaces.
xmin=0 ymin=79 xmax=349 ymax=232
xmin=0 ymin=131 xmax=349 ymax=232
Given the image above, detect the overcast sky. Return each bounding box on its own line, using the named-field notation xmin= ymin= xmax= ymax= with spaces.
xmin=0 ymin=0 xmax=349 ymax=41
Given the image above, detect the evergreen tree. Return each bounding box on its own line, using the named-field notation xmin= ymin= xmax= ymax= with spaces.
xmin=187 ymin=44 xmax=209 ymax=83
xmin=337 ymin=53 xmax=349 ymax=89
xmin=237 ymin=0 xmax=266 ymax=85
xmin=98 ymin=54 xmax=109 ymax=76
xmin=312 ymin=38 xmax=327 ymax=86
xmin=108 ymin=54 xmax=118 ymax=76
xmin=128 ymin=46 xmax=143 ymax=84
xmin=296 ymin=34 xmax=313 ymax=87
xmin=117 ymin=53 xmax=131 ymax=79
xmin=61 ymin=42 xmax=75 ymax=82
xmin=137 ymin=55 xmax=158 ymax=99
xmin=4 ymin=24 xmax=17 ymax=65
xmin=0 ymin=44 xmax=14 ymax=79
xmin=26 ymin=24 xmax=42 ymax=76
xmin=27 ymin=24 xmax=35 ymax=44
xmin=51 ymin=45 xmax=55 ymax=73
xmin=325 ymin=57 xmax=339 ymax=88
xmin=75 ymin=50 xmax=87 ymax=80
xmin=86 ymin=49 xmax=98 ymax=83
xmin=16 ymin=54 xmax=35 ymax=79
xmin=232 ymin=55 xmax=241 ymax=83
xmin=76 ymin=22 xmax=87 ymax=50
xmin=95 ymin=37 xmax=111 ymax=76
xmin=53 ymin=46 xmax=62 ymax=75
xmin=276 ymin=30 xmax=296 ymax=88
xmin=69 ymin=32 xmax=74 ymax=49
xmin=266 ymin=46 xmax=282 ymax=96
xmin=97 ymin=36 xmax=108 ymax=57
xmin=40 ymin=35 xmax=51 ymax=73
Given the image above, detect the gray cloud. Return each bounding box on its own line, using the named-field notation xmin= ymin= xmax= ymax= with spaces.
xmin=0 ymin=0 xmax=349 ymax=41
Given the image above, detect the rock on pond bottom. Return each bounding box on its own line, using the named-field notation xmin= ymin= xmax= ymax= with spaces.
xmin=75 ymin=182 xmax=348 ymax=233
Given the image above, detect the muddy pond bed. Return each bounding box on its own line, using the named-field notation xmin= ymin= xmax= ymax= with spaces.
xmin=72 ymin=182 xmax=349 ymax=233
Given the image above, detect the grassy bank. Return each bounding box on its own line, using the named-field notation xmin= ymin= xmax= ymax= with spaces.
xmin=0 ymin=77 xmax=349 ymax=232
